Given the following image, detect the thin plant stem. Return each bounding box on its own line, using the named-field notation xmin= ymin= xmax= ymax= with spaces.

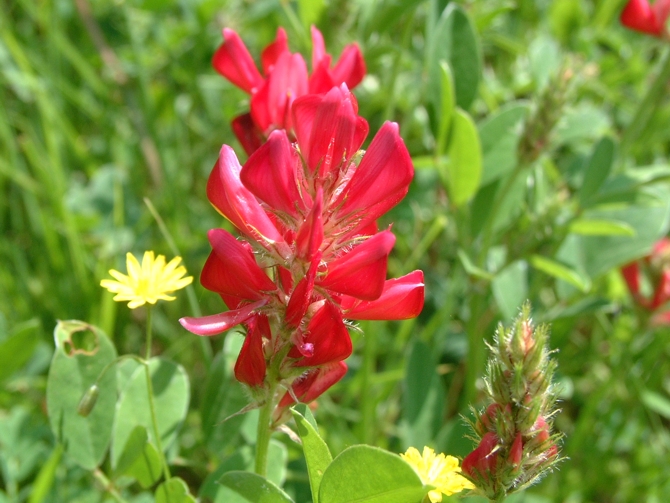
xmin=93 ymin=469 xmax=128 ymax=503
xmin=360 ymin=322 xmax=377 ymax=444
xmin=254 ymin=381 xmax=278 ymax=477
xmin=143 ymin=307 xmax=172 ymax=488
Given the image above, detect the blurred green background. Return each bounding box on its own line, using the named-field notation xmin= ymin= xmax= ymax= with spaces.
xmin=3 ymin=0 xmax=670 ymax=501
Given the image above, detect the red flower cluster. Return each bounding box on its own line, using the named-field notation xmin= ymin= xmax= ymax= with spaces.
xmin=620 ymin=0 xmax=670 ymax=37
xmin=180 ymin=75 xmax=423 ymax=417
xmin=213 ymin=27 xmax=365 ymax=155
xmin=621 ymin=238 xmax=670 ymax=324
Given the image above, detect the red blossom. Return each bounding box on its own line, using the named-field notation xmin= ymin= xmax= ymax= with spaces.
xmin=620 ymin=0 xmax=670 ymax=37
xmin=462 ymin=432 xmax=500 ymax=482
xmin=212 ymin=26 xmax=366 ymax=155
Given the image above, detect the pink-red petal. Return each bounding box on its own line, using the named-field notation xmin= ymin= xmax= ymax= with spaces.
xmin=341 ymin=270 xmax=424 ymax=320
xmin=620 ymin=0 xmax=663 ymax=35
xmin=212 ymin=28 xmax=263 ymax=93
xmin=319 ymin=231 xmax=395 ymax=300
xmin=179 ymin=299 xmax=267 ymax=336
xmin=234 ymin=315 xmax=269 ymax=387
xmin=231 ymin=113 xmax=265 ymax=156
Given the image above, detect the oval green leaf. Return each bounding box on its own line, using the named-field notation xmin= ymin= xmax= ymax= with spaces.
xmin=219 ymin=471 xmax=294 ymax=503
xmin=46 ymin=320 xmax=117 ymax=470
xmin=111 ymin=357 xmax=189 ymax=468
xmin=445 ymin=109 xmax=482 ymax=206
xmin=319 ymin=445 xmax=427 ymax=503
xmin=156 ymin=477 xmax=197 ymax=503
xmin=568 ymin=218 xmax=635 ymax=237
xmin=529 ymin=255 xmax=591 ymax=292
xmin=291 ymin=409 xmax=333 ymax=503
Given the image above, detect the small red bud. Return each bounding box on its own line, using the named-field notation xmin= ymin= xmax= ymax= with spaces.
xmin=508 ymin=432 xmax=523 ymax=468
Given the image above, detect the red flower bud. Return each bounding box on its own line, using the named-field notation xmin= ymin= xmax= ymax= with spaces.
xmin=462 ymin=432 xmax=500 ymax=481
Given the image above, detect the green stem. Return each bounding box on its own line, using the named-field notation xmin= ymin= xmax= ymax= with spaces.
xmin=143 ymin=307 xmax=172 ymax=487
xmin=254 ymin=381 xmax=277 ymax=477
xmin=93 ymin=469 xmax=128 ymax=503
xmin=360 ymin=322 xmax=377 ymax=444
xmin=620 ymin=47 xmax=670 ymax=156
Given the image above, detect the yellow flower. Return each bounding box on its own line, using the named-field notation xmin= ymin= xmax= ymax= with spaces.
xmin=401 ymin=446 xmax=474 ymax=502
xmin=101 ymin=251 xmax=193 ymax=309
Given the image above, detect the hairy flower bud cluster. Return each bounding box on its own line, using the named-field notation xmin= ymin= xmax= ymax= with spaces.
xmin=180 ymin=33 xmax=423 ymax=422
xmin=462 ymin=304 xmax=560 ymax=500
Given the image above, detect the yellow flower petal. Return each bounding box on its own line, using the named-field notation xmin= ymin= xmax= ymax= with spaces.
xmin=100 ymin=251 xmax=193 ymax=309
xmin=401 ymin=446 xmax=474 ymax=501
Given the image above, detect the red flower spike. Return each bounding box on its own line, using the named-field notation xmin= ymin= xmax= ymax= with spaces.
xmin=341 ymin=270 xmax=425 ymax=320
xmin=336 ymin=121 xmax=413 ymax=231
xmin=289 ymin=301 xmax=352 ymax=367
xmin=620 ymin=0 xmax=664 ymax=36
xmin=231 ymin=113 xmax=265 ymax=156
xmin=319 ymin=230 xmax=396 ymax=300
xmin=462 ymin=432 xmax=500 ymax=481
xmin=261 ymin=27 xmax=289 ymax=74
xmin=234 ymin=316 xmax=268 ymax=387
xmin=201 ymin=228 xmax=276 ymax=300
xmin=251 ymin=52 xmax=308 ymax=133
xmin=179 ymin=299 xmax=268 ymax=337
xmin=212 ymin=28 xmax=264 ymax=93
xmin=241 ymin=130 xmax=307 ymax=218
xmin=207 ymin=146 xmax=290 ymax=258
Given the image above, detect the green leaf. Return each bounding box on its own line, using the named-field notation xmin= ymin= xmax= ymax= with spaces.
xmin=400 ymin=340 xmax=444 ymax=449
xmin=444 ymin=109 xmax=482 ymax=206
xmin=641 ymin=390 xmax=670 ymax=419
xmin=438 ymin=4 xmax=481 ymax=110
xmin=291 ymin=409 xmax=333 ymax=503
xmin=529 ymin=255 xmax=591 ymax=292
xmin=579 ymin=136 xmax=616 ymax=206
xmin=219 ymin=471 xmax=294 ymax=503
xmin=568 ymin=219 xmax=635 ymax=237
xmin=293 ymin=403 xmax=318 ymax=430
xmin=319 ymin=445 xmax=426 ymax=503
xmin=492 ymin=260 xmax=529 ymax=320
xmin=155 ymin=477 xmax=197 ymax=503
xmin=46 ymin=320 xmax=117 ymax=470
xmin=28 ymin=444 xmax=63 ymax=503
xmin=457 ymin=249 xmax=494 ymax=281
xmin=111 ymin=357 xmax=189 ymax=468
xmin=199 ymin=449 xmax=254 ymax=503
xmin=0 ymin=318 xmax=39 ymax=383
xmin=115 ymin=425 xmax=162 ymax=488
xmin=435 ymin=62 xmax=455 ymax=155
xmin=479 ymin=102 xmax=529 ymax=185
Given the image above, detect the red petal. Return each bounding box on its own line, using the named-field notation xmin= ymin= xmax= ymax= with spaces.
xmin=337 ymin=121 xmax=413 ymax=225
xmin=212 ymin=28 xmax=263 ymax=93
xmin=201 ymin=228 xmax=276 ymax=299
xmin=290 ymin=302 xmax=352 ymax=367
xmin=261 ymin=27 xmax=289 ymax=74
xmin=462 ymin=432 xmax=500 ymax=481
xmin=310 ymin=26 xmax=327 ymax=71
xmin=251 ymin=52 xmax=308 ymax=132
xmin=231 ymin=113 xmax=265 ymax=156
xmin=234 ymin=315 xmax=268 ymax=387
xmin=277 ymin=361 xmax=348 ymax=409
xmin=319 ymin=231 xmax=395 ymax=300
xmin=241 ymin=130 xmax=307 ymax=217
xmin=293 ymin=86 xmax=367 ymax=178
xmin=341 ymin=270 xmax=424 ymax=320
xmin=331 ymin=43 xmax=366 ymax=90
xmin=620 ymin=0 xmax=663 ymax=35
xmin=207 ymin=145 xmax=290 ymax=258
xmin=179 ymin=299 xmax=267 ymax=336
xmin=296 ymin=189 xmax=324 ymax=261
xmin=621 ymin=262 xmax=639 ymax=296
xmin=285 ymin=256 xmax=319 ymax=328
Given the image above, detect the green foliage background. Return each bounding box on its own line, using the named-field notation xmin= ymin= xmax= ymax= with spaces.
xmin=2 ymin=0 xmax=670 ymax=501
